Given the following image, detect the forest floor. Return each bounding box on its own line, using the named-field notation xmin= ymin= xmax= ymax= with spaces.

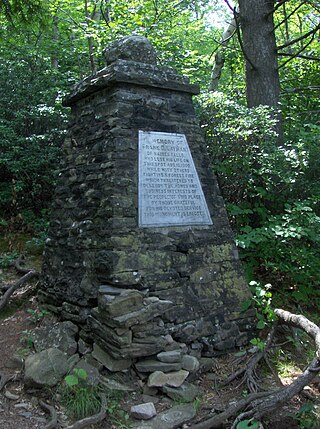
xmin=0 ymin=253 xmax=319 ymax=429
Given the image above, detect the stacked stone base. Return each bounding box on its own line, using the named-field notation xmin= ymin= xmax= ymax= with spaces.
xmin=40 ymin=36 xmax=255 ymax=375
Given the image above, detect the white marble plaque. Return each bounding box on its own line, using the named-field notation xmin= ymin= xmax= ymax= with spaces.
xmin=138 ymin=131 xmax=212 ymax=227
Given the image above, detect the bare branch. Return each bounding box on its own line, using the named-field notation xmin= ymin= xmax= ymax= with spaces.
xmin=272 ymin=0 xmax=291 ymax=14
xmin=278 ymin=32 xmax=317 ymax=69
xmin=209 ymin=15 xmax=237 ymax=91
xmin=274 ymin=2 xmax=307 ymax=31
xmin=223 ymin=0 xmax=235 ymax=12
xmin=278 ymin=52 xmax=320 ymax=61
xmin=277 ymin=23 xmax=320 ymax=50
xmin=282 ymin=85 xmax=320 ymax=92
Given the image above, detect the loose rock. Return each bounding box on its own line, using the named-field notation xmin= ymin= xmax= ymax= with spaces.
xmin=132 ymin=403 xmax=196 ymax=429
xmin=147 ymin=370 xmax=189 ymax=388
xmin=131 ymin=402 xmax=157 ymax=420
xmin=24 ymin=348 xmax=69 ymax=387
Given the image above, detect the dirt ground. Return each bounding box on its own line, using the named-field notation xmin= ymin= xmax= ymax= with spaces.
xmin=0 ymin=264 xmax=319 ymax=429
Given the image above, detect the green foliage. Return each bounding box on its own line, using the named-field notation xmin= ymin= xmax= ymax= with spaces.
xmin=236 ymin=419 xmax=259 ymax=429
xmin=26 ymin=308 xmax=50 ymax=324
xmin=0 ymin=251 xmax=18 ymax=268
xmin=242 ymin=281 xmax=276 ymax=329
xmin=293 ymin=402 xmax=320 ymax=429
xmin=0 ymin=58 xmax=66 ymax=222
xmin=60 ymin=368 xmax=101 ymax=419
xmin=60 ymin=369 xmax=130 ymax=425
xmin=200 ymin=92 xmax=320 ymax=306
xmin=242 ymin=281 xmax=276 ymax=351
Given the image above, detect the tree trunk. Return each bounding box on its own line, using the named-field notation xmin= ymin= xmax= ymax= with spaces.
xmin=238 ymin=0 xmax=283 ymax=143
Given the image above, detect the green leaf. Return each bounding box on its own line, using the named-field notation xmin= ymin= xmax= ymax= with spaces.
xmin=236 ymin=419 xmax=259 ymax=429
xmin=256 ymin=320 xmax=266 ymax=329
xmin=240 ymin=299 xmax=252 ymax=312
xmin=64 ymin=374 xmax=79 ymax=387
xmin=74 ymin=368 xmax=88 ymax=380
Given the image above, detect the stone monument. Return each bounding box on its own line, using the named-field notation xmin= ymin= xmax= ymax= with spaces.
xmin=40 ymin=36 xmax=254 ymax=367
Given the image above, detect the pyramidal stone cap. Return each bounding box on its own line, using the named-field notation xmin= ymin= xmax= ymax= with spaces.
xmin=104 ymin=35 xmax=157 ymax=65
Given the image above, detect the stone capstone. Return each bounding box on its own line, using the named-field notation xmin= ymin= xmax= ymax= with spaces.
xmin=24 ymin=348 xmax=69 ymax=387
xmin=104 ymin=35 xmax=157 ymax=65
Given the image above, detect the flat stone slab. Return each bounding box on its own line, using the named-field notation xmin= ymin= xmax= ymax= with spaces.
xmin=132 ymin=403 xmax=196 ymax=429
xmin=92 ymin=343 xmax=132 ymax=371
xmin=135 ymin=359 xmax=182 ymax=373
xmin=100 ymin=376 xmax=136 ymax=392
xmin=131 ymin=402 xmax=157 ymax=420
xmin=147 ymin=370 xmax=189 ymax=388
xmin=156 ymin=351 xmax=182 ymax=363
xmin=162 ymin=382 xmax=200 ymax=402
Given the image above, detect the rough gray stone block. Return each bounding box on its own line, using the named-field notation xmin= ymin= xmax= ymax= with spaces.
xmin=132 ymin=403 xmax=196 ymax=429
xmin=24 ymin=348 xmax=69 ymax=387
xmin=130 ymin=402 xmax=157 ymax=420
xmin=147 ymin=370 xmax=189 ymax=388
xmin=181 ymin=355 xmax=200 ymax=372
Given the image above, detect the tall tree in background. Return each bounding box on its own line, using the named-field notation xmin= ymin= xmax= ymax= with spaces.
xmin=237 ymin=0 xmax=283 ymax=141
xmin=238 ymin=0 xmax=281 ymax=109
xmin=0 ymin=0 xmax=44 ymax=23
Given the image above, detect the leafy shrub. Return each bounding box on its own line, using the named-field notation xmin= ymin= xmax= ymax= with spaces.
xmin=0 ymin=58 xmax=67 ymax=222
xmin=199 ymin=93 xmax=320 ymax=303
xmin=0 ymin=251 xmax=18 ymax=268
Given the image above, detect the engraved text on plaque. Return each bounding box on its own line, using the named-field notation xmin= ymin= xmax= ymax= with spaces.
xmin=138 ymin=131 xmax=212 ymax=227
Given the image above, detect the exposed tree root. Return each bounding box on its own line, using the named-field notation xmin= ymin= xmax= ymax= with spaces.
xmin=0 ymin=372 xmax=15 ymax=391
xmin=14 ymin=255 xmax=32 ymax=275
xmin=224 ymin=323 xmax=278 ymax=393
xmin=191 ymin=309 xmax=320 ymax=429
xmin=39 ymin=400 xmax=58 ymax=429
xmin=0 ymin=269 xmax=38 ymax=311
xmin=65 ymin=393 xmax=107 ymax=429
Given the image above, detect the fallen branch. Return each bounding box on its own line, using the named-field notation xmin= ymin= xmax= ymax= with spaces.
xmin=65 ymin=393 xmax=107 ymax=429
xmin=39 ymin=400 xmax=58 ymax=429
xmin=191 ymin=309 xmax=320 ymax=429
xmin=0 ymin=270 xmax=38 ymax=311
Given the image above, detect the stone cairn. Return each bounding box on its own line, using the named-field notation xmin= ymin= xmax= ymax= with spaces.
xmin=39 ymin=35 xmax=255 ymax=401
